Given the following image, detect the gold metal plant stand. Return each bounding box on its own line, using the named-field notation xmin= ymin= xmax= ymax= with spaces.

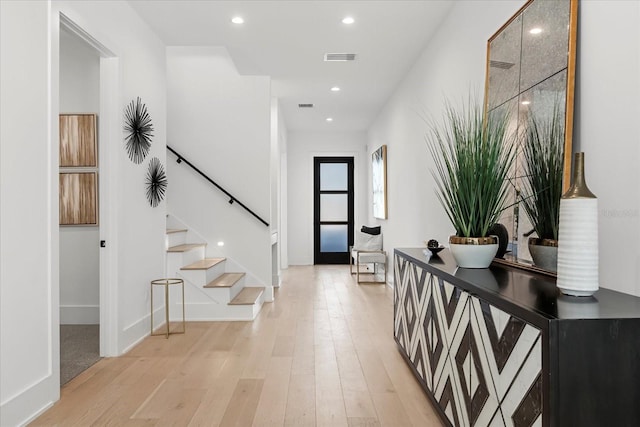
xmin=150 ymin=278 xmax=185 ymax=339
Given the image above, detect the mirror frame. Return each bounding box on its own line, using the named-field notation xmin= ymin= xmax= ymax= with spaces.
xmin=484 ymin=0 xmax=579 ymax=276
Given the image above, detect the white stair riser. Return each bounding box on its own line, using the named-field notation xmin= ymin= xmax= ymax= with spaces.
xmin=251 ymin=291 xmax=265 ymax=318
xmin=180 ymin=246 xmax=206 ymax=266
xmin=228 ymin=275 xmax=246 ymax=301
xmin=179 ymin=261 xmax=226 ymax=286
xmin=166 ymin=231 xmax=188 ymax=248
xmin=165 ymin=247 xmax=207 ymax=277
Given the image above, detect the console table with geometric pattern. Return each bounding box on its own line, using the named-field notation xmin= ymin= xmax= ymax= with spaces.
xmin=394 ymin=248 xmax=640 ymax=427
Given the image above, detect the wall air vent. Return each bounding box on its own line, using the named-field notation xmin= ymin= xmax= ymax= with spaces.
xmin=298 ymin=103 xmax=314 ymax=108
xmin=324 ymin=53 xmax=356 ymax=62
xmin=490 ymin=60 xmax=515 ymax=70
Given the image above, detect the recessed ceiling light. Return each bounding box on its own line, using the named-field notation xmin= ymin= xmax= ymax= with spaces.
xmin=326 ymin=117 xmax=334 ymax=122
xmin=521 ymin=100 xmax=531 ymax=105
xmin=331 ymin=86 xmax=341 ymax=92
xmin=231 ymin=16 xmax=244 ymax=24
xmin=217 ymin=241 xmax=225 ymax=246
xmin=342 ymin=16 xmax=355 ymax=24
xmin=529 ymin=27 xmax=542 ymax=35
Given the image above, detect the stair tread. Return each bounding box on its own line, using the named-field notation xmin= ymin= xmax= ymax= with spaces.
xmin=204 ymin=272 xmax=246 ymax=288
xmin=168 ymin=243 xmax=206 ymax=252
xmin=166 ymin=228 xmax=188 ymax=234
xmin=181 ymin=258 xmax=226 ymax=270
xmin=228 ymin=287 xmax=264 ymax=305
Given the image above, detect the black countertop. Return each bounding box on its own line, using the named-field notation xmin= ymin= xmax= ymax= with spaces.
xmin=395 ymin=248 xmax=640 ymax=323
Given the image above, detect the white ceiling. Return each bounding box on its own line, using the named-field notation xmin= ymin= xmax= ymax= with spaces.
xmin=129 ymin=1 xmax=454 ymax=132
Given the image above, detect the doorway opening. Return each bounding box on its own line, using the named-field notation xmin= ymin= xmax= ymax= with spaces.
xmin=57 ymin=13 xmax=120 ymax=385
xmin=313 ymin=157 xmax=354 ymax=264
xmin=58 ymin=24 xmax=102 ymax=385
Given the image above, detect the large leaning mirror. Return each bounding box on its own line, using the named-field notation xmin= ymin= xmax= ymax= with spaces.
xmin=485 ymin=0 xmax=578 ymax=275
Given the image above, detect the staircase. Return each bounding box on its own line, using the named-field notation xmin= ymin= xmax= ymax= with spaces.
xmin=165 ymin=223 xmax=266 ymax=321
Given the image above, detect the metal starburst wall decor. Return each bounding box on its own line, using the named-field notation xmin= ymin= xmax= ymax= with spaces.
xmin=124 ymin=97 xmax=154 ymax=164
xmin=145 ymin=157 xmax=167 ymax=208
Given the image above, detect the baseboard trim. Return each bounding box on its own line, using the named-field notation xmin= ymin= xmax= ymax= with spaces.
xmin=60 ymin=304 xmax=99 ymax=324
xmin=120 ymin=306 xmax=165 ymax=355
xmin=0 ymin=373 xmax=57 ymax=427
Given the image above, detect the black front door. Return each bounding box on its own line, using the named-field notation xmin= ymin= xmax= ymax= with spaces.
xmin=314 ymin=157 xmax=354 ymax=264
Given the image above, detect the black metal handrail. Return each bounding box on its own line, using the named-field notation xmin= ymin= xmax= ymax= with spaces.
xmin=167 ymin=145 xmax=269 ymax=227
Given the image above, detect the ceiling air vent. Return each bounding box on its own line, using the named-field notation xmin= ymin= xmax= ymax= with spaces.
xmin=298 ymin=103 xmax=314 ymax=108
xmin=490 ymin=60 xmax=515 ymax=70
xmin=324 ymin=53 xmax=356 ymax=62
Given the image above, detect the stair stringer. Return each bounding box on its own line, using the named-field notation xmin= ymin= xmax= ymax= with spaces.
xmin=168 ymin=271 xmax=259 ymax=321
xmin=165 ymin=213 xmax=269 ymax=320
xmin=167 ymin=213 xmax=273 ymax=299
xmin=210 ymin=256 xmax=273 ymax=302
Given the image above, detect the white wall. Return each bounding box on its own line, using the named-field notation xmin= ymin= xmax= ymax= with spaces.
xmin=166 ymin=47 xmax=273 ymax=291
xmin=278 ymin=102 xmax=289 ymax=269
xmin=287 ymin=131 xmax=368 ymax=265
xmin=271 ymin=97 xmax=289 ymax=280
xmin=575 ymin=1 xmax=640 ymax=297
xmin=1 ymin=2 xmax=59 ymax=425
xmin=367 ymin=1 xmax=516 ymax=277
xmin=1 ymin=1 xmax=168 ymax=424
xmin=367 ymin=0 xmax=640 ymax=295
xmin=53 ymin=0 xmax=168 ymax=353
xmin=59 ymin=28 xmax=100 ymax=325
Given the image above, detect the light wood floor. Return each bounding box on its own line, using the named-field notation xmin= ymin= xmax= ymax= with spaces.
xmin=31 ymin=265 xmax=441 ymax=426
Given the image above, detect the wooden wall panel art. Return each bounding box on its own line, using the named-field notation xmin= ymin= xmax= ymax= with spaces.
xmin=60 ymin=114 xmax=97 ymax=167
xmin=60 ymin=172 xmax=98 ymax=225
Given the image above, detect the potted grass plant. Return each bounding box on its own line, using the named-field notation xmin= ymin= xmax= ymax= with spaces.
xmin=427 ymin=99 xmax=516 ymax=268
xmin=521 ymin=106 xmax=564 ymax=272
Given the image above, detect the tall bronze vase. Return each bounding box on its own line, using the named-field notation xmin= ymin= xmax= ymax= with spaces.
xmin=556 ymin=152 xmax=599 ymax=296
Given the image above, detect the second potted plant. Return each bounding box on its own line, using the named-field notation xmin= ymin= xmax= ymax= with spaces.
xmin=520 ymin=106 xmax=564 ymax=272
xmin=427 ymin=99 xmax=516 ymax=268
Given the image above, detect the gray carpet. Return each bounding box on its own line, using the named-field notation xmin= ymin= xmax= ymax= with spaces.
xmin=60 ymin=324 xmax=101 ymax=385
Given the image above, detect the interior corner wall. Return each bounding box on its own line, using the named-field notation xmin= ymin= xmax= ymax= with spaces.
xmin=271 ymin=97 xmax=289 ymax=278
xmin=59 ymin=28 xmax=100 ymax=325
xmin=287 ymin=131 xmax=368 ymax=266
xmin=277 ymin=102 xmax=289 ymax=269
xmin=1 ymin=2 xmax=59 ymax=425
xmin=166 ymin=46 xmax=272 ymax=288
xmin=368 ymin=0 xmax=640 ymax=296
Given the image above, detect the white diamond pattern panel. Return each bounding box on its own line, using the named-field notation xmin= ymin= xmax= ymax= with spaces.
xmin=434 ymin=351 xmax=469 ymax=427
xmin=433 ymin=279 xmax=471 ymax=427
xmin=408 ymin=263 xmax=430 ymax=355
xmin=410 ymin=267 xmax=434 ymax=390
xmin=470 ymin=298 xmax=541 ymax=402
xmin=469 ymin=304 xmax=507 ymax=427
xmin=394 ymin=257 xmax=543 ymax=427
xmin=394 ymin=255 xmax=435 ymax=391
xmin=439 ymin=297 xmax=506 ymax=427
xmin=500 ymin=338 xmax=543 ymax=427
xmin=433 ymin=277 xmax=469 ymax=389
xmin=394 ymin=255 xmax=411 ymax=353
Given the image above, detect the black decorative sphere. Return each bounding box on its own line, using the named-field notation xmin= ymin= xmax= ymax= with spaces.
xmin=427 ymin=239 xmax=439 ymax=249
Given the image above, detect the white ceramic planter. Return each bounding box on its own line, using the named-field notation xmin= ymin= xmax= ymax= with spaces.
xmin=449 ymin=242 xmax=498 ymax=269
